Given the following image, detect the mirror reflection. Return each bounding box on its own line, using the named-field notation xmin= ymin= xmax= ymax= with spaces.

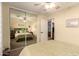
xmin=10 ymin=8 xmax=37 ymax=50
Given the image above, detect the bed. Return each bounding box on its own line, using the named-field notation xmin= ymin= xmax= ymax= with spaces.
xmin=19 ymin=40 xmax=79 ymax=56
xmin=15 ymin=32 xmax=33 ymax=42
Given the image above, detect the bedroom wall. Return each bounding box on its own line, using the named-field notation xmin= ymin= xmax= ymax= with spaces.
xmin=51 ymin=6 xmax=79 ymax=46
xmin=0 ymin=2 xmax=2 ymax=55
xmin=2 ymin=3 xmax=10 ymax=50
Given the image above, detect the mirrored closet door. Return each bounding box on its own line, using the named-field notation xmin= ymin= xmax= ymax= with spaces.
xmin=10 ymin=8 xmax=26 ymax=50
xmin=10 ymin=8 xmax=37 ymax=50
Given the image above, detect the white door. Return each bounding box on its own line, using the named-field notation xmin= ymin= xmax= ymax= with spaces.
xmin=37 ymin=16 xmax=48 ymax=42
xmin=40 ymin=19 xmax=48 ymax=42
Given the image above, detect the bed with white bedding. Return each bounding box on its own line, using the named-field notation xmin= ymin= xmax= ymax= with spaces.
xmin=19 ymin=40 xmax=79 ymax=56
xmin=15 ymin=32 xmax=33 ymax=42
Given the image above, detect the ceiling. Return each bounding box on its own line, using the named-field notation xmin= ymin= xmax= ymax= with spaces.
xmin=8 ymin=2 xmax=79 ymax=14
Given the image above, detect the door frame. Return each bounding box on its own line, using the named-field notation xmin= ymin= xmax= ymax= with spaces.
xmin=48 ymin=18 xmax=54 ymax=40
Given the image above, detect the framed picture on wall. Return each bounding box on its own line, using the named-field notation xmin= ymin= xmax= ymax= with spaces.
xmin=66 ymin=18 xmax=79 ymax=27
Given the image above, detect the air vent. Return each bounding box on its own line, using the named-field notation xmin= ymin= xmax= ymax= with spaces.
xmin=34 ymin=3 xmax=41 ymax=6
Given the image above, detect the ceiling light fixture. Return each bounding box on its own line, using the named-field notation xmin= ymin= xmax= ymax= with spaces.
xmin=44 ymin=3 xmax=56 ymax=9
xmin=34 ymin=2 xmax=56 ymax=10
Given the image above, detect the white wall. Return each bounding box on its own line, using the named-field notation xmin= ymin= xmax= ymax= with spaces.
xmin=51 ymin=6 xmax=79 ymax=46
xmin=0 ymin=2 xmax=2 ymax=56
xmin=2 ymin=3 xmax=10 ymax=50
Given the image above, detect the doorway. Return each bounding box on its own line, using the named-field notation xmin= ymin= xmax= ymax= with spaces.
xmin=48 ymin=19 xmax=54 ymax=40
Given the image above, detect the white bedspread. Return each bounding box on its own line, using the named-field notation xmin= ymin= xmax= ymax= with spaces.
xmin=15 ymin=33 xmax=31 ymax=37
xmin=20 ymin=40 xmax=79 ymax=56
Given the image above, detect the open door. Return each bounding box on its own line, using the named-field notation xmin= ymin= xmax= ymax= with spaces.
xmin=48 ymin=19 xmax=54 ymax=40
